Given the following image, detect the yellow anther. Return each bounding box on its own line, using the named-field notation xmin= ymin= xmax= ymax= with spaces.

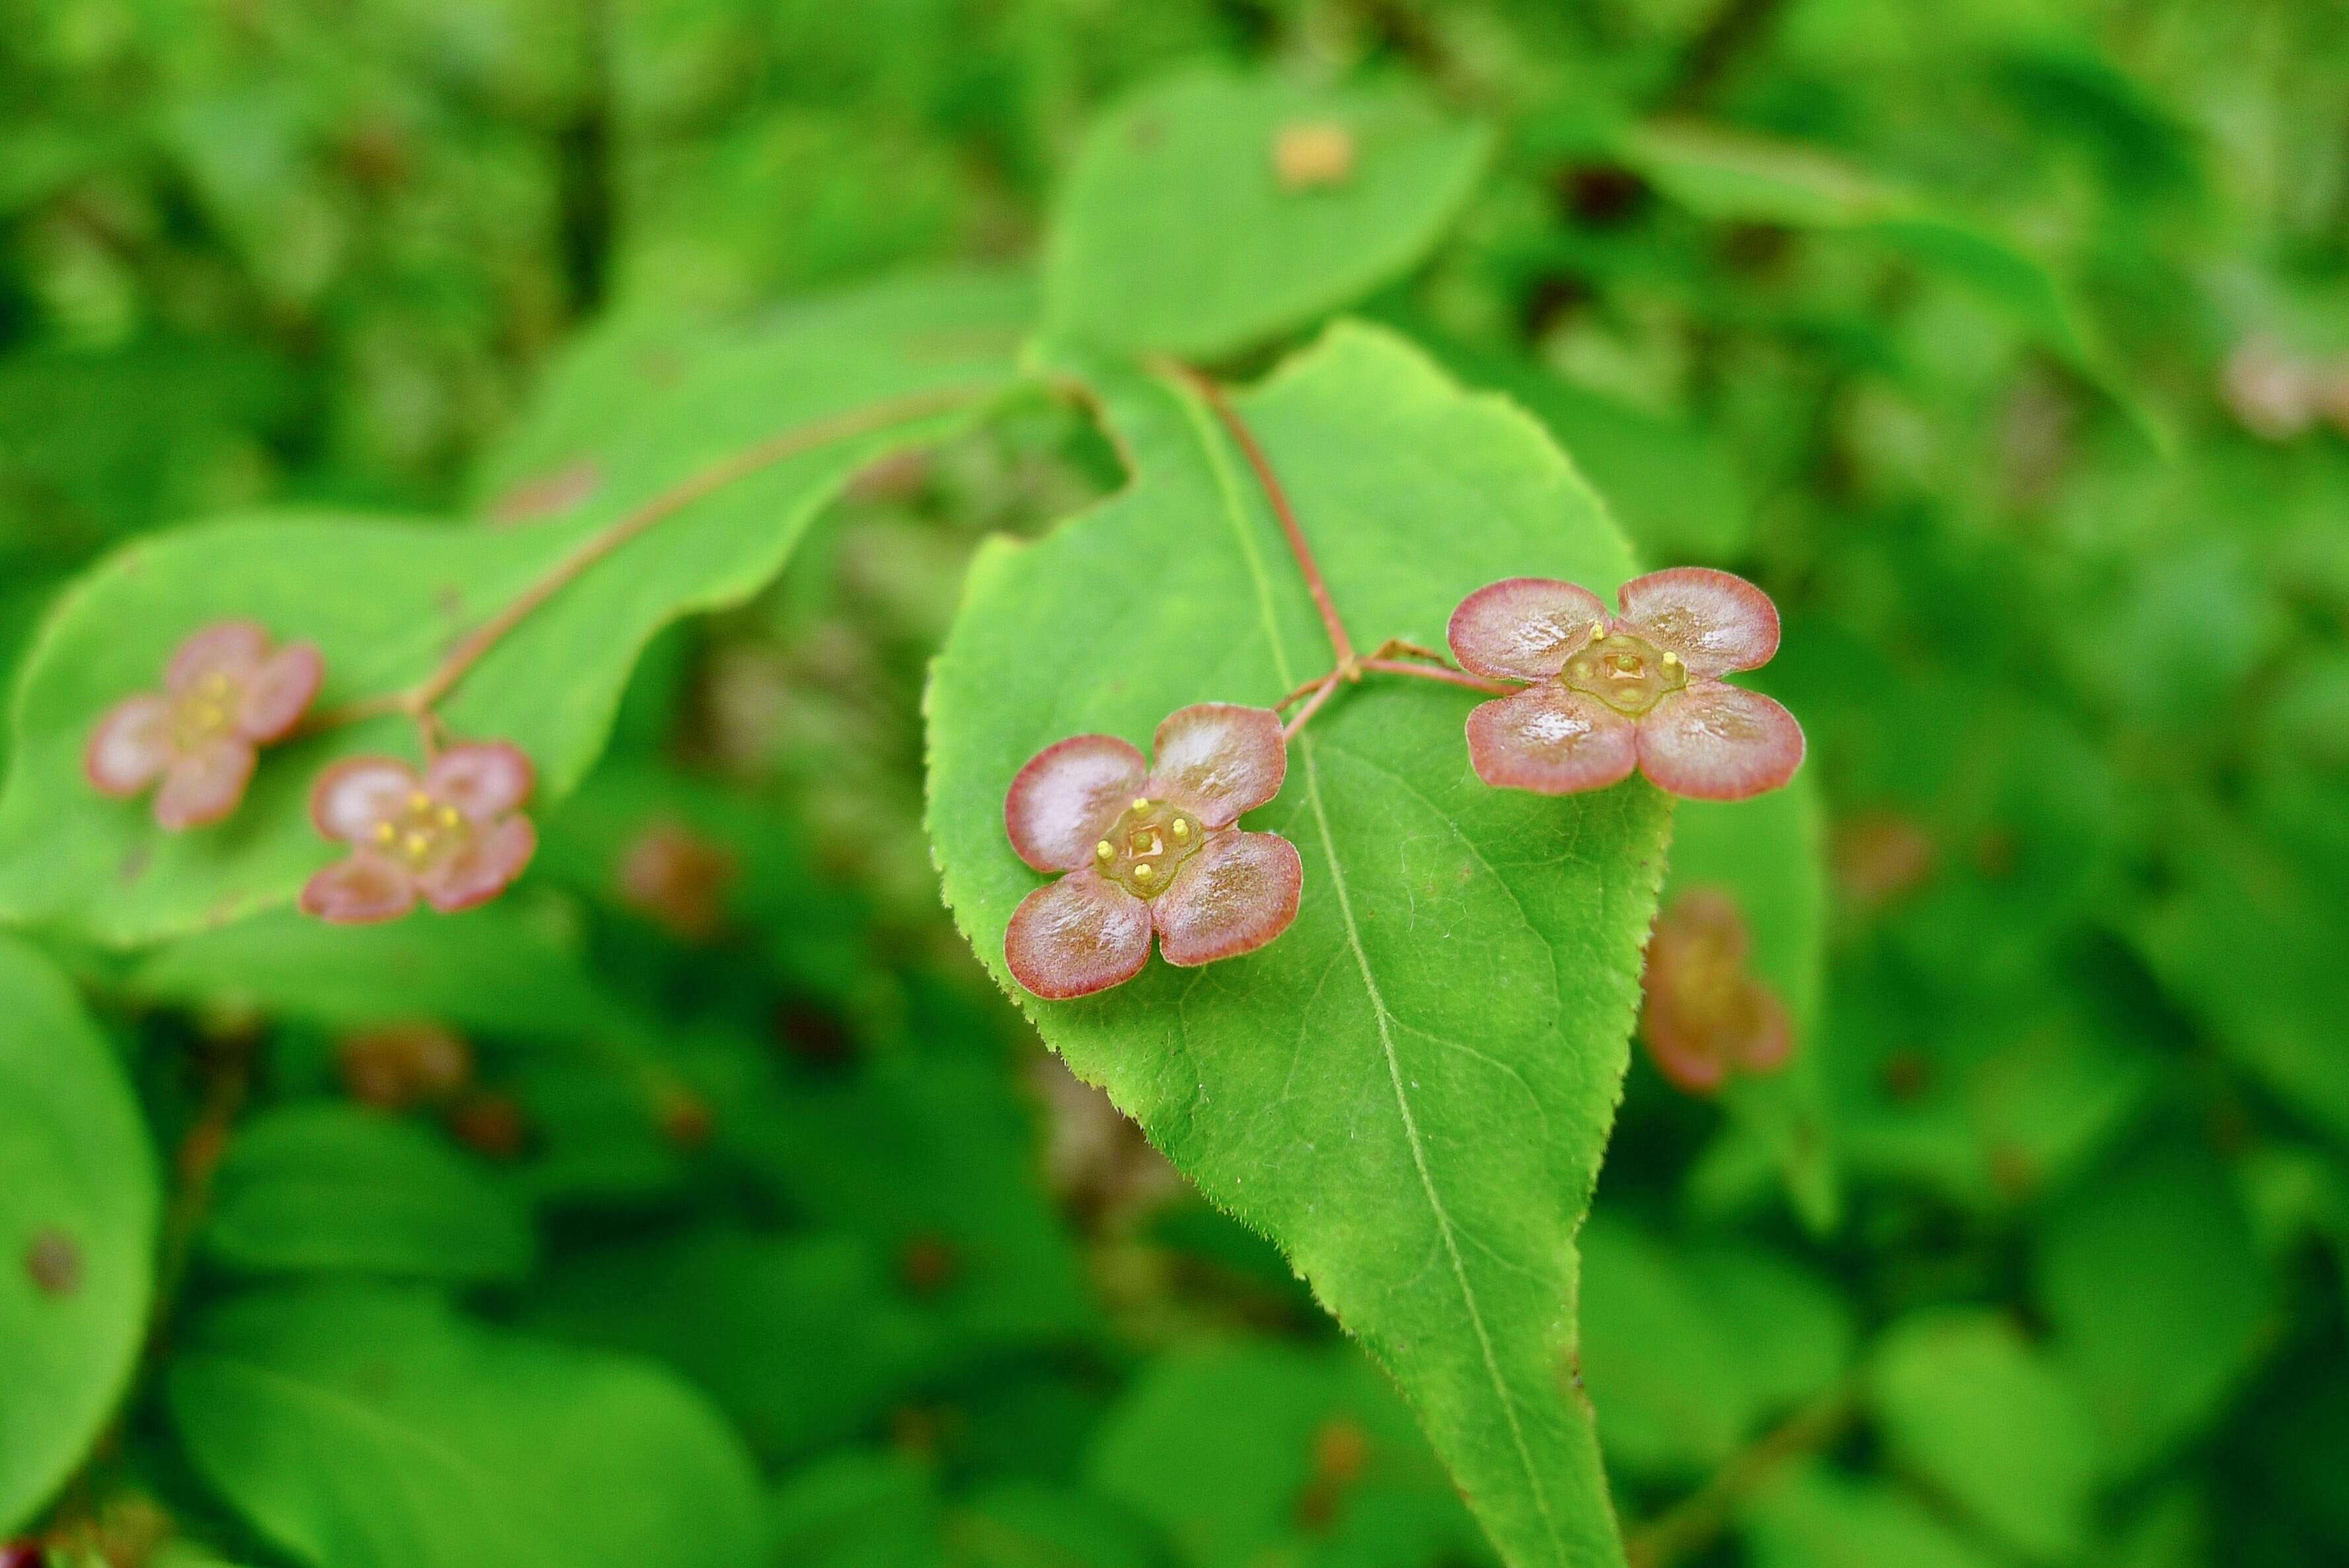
xmin=403 ymin=831 xmax=431 ymax=856
xmin=1170 ymin=819 xmax=1191 ymax=842
xmin=439 ymin=805 xmax=461 ymax=827
xmin=1133 ymin=862 xmax=1154 ymax=882
xmin=1096 ymin=839 xmax=1115 ymax=862
xmin=373 ymin=821 xmax=396 ymax=844
xmin=407 ymin=791 xmax=432 ymax=811
xmin=1661 ymin=650 xmax=1682 ymax=667
xmin=1588 ymin=624 xmax=1607 ymax=642
xmin=1132 ymin=797 xmax=1151 ymax=814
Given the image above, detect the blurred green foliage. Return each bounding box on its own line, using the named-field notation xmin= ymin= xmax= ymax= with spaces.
xmin=4 ymin=1 xmax=2348 ymax=1566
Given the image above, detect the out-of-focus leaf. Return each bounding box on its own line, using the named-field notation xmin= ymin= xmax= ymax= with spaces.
xmin=523 ymin=1226 xmax=948 ymax=1464
xmin=2036 ymin=1139 xmax=2273 ymax=1475
xmin=1664 ymin=776 xmax=1836 ymax=1227
xmin=1088 ymin=1343 xmax=1489 ymax=1568
xmin=1739 ymin=1463 xmax=2000 ymax=1568
xmin=168 ymin=1284 xmax=764 ymax=1568
xmin=0 ymin=937 xmax=159 ymax=1534
xmin=1578 ymin=1216 xmax=1851 ymax=1477
xmin=931 ymin=324 xmax=1668 ymax=1568
xmin=205 ymin=1103 xmax=534 ymax=1283
xmin=1616 ymin=122 xmax=2161 ymax=447
xmin=1043 ymin=69 xmax=1491 ymax=361
xmin=1865 ymin=1309 xmax=2099 ymax=1562
xmin=0 ymin=271 xmax=1029 ymax=945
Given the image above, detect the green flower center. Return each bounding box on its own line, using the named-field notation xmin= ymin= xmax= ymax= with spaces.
xmin=1561 ymin=630 xmax=1688 ymax=716
xmin=371 ymin=791 xmax=472 ymax=867
xmin=1094 ymin=797 xmax=1204 ymax=899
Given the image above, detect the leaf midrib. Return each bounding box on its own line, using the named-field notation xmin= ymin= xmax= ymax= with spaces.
xmin=1162 ymin=371 xmax=1565 ymax=1556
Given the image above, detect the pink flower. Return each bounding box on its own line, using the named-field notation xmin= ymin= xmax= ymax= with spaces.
xmin=299 ymin=743 xmax=539 ymax=924
xmin=85 ymin=620 xmax=324 ymax=830
xmin=1003 ymin=704 xmax=1302 ymax=1000
xmin=1637 ymin=887 xmax=1792 ymax=1095
xmin=1447 ymin=567 xmax=1804 ymax=802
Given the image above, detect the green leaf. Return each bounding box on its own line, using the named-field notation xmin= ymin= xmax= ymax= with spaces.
xmin=167 ymin=1284 xmax=764 ymax=1568
xmin=2036 ymin=1138 xmax=2273 ymax=1475
xmin=524 ymin=1226 xmax=950 ymax=1465
xmin=1577 ymin=1216 xmax=1851 ymax=1479
xmin=929 ymin=322 xmax=1669 ymax=1568
xmin=204 ymin=1103 xmax=535 ymax=1283
xmin=0 ymin=270 xmax=1030 ymax=946
xmin=1740 ymin=1464 xmax=2001 ymax=1568
xmin=1042 ymin=69 xmax=1491 ymax=361
xmin=1616 ymin=122 xmax=2162 ymax=449
xmin=1663 ymin=778 xmax=1836 ymax=1228
xmin=1088 ymin=1343 xmax=1489 ymax=1568
xmin=0 ymin=936 xmax=160 ymax=1534
xmin=1864 ymin=1308 xmax=2100 ymax=1563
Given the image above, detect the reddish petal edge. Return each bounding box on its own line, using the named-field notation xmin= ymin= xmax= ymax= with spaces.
xmin=427 ymin=741 xmax=536 ymax=821
xmin=1147 ymin=703 xmax=1287 ymax=827
xmin=417 ymin=815 xmax=537 ymax=913
xmin=1004 ymin=870 xmax=1153 ymax=1000
xmin=86 ymin=694 xmax=172 ymax=798
xmin=1464 ymin=684 xmax=1640 ymax=796
xmin=167 ymin=620 xmax=271 ymax=692
xmin=1447 ymin=578 xmax=1609 ymax=682
xmin=1616 ymin=566 xmax=1781 ymax=678
xmin=153 ymin=738 xmax=256 ymax=831
xmin=237 ymin=642 xmax=325 ymax=741
xmin=1635 ymin=683 xmax=1805 ymax=802
xmin=299 ymin=851 xmax=420 ymax=925
xmin=1004 ymin=733 xmax=1149 ymax=874
xmin=1153 ymin=829 xmax=1302 ymax=967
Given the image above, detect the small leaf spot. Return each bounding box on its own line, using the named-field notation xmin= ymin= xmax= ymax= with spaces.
xmin=24 ymin=1227 xmax=83 ymax=1298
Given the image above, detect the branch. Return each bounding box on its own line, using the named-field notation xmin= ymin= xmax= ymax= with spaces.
xmin=1624 ymin=1388 xmax=1857 ymax=1568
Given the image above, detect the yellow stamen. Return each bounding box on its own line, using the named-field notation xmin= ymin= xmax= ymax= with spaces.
xmin=1661 ymin=650 xmax=1682 ymax=668
xmin=407 ymin=791 xmax=432 ymax=811
xmin=1132 ymin=797 xmax=1150 ymax=814
xmin=1133 ymin=863 xmax=1154 ymax=883
xmin=438 ymin=805 xmax=461 ymax=827
xmin=1588 ymin=625 xmax=1607 ymax=642
xmin=1170 ymin=819 xmax=1190 ymax=842
xmin=1096 ymin=840 xmax=1114 ymax=862
xmin=373 ymin=821 xmax=396 ymax=844
xmin=403 ymin=831 xmax=430 ymax=857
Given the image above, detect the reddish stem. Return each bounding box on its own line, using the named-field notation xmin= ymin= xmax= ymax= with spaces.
xmin=309 ymin=383 xmax=990 ymax=735
xmin=1282 ymin=675 xmax=1343 ymax=741
xmin=1164 ymin=361 xmax=1357 ymax=673
xmin=1358 ymin=657 xmax=1520 ymax=696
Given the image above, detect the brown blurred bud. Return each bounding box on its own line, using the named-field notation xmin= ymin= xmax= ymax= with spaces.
xmin=23 ymin=1228 xmax=81 ymax=1298
xmin=655 ymin=1085 xmax=714 ymax=1150
xmin=1832 ymin=811 xmax=1937 ymax=915
xmin=1639 ymin=887 xmax=1793 ymax=1096
xmin=1272 ymin=122 xmax=1355 ymax=190
xmin=616 ymin=820 xmax=737 ymax=942
xmin=446 ymin=1092 xmax=529 ymax=1160
xmin=897 ymin=1232 xmax=960 ymax=1298
xmin=339 ymin=1022 xmax=474 ymax=1111
xmin=1294 ymin=1417 xmax=1372 ymax=1530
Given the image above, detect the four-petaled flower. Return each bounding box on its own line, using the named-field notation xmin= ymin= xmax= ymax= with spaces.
xmin=1004 ymin=704 xmax=1302 ymax=1000
xmin=85 ymin=620 xmax=324 ymax=829
xmin=299 ymin=743 xmax=539 ymax=924
xmin=1637 ymin=887 xmax=1792 ymax=1095
xmin=1448 ymin=567 xmax=1803 ymax=801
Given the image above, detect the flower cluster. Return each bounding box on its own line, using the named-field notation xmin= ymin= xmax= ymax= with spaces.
xmin=299 ymin=743 xmax=538 ymax=924
xmin=1003 ymin=704 xmax=1300 ymax=1000
xmin=1448 ymin=567 xmax=1803 ymax=802
xmin=86 ymin=620 xmax=322 ymax=829
xmin=1637 ymin=887 xmax=1793 ymax=1095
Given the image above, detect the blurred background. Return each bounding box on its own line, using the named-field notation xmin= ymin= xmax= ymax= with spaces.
xmin=4 ymin=1 xmax=2347 ymax=1565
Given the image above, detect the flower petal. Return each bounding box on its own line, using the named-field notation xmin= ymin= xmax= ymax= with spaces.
xmin=1731 ymin=989 xmax=1794 ymax=1074
xmin=426 ymin=741 xmax=535 ymax=821
xmin=1004 ymin=870 xmax=1153 ymax=1000
xmin=153 ymin=738 xmax=256 ymax=831
xmin=1464 ymin=684 xmax=1639 ymax=796
xmin=417 ymin=815 xmax=537 ymax=913
xmin=1640 ymin=1018 xmax=1730 ymax=1095
xmin=236 ymin=642 xmax=324 ymax=741
xmin=1447 ymin=578 xmax=1609 ymax=681
xmin=86 ymin=694 xmax=172 ymax=796
xmin=1146 ymin=704 xmax=1286 ymax=827
xmin=167 ymin=620 xmax=270 ymax=693
xmin=300 ymin=851 xmax=421 ymax=924
xmin=1636 ymin=683 xmax=1805 ymax=802
xmin=1153 ymin=830 xmax=1302 ymax=967
xmin=311 ymin=757 xmax=422 ymax=842
xmin=1004 ymin=733 xmax=1148 ymax=872
xmin=1615 ymin=567 xmax=1779 ymax=677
